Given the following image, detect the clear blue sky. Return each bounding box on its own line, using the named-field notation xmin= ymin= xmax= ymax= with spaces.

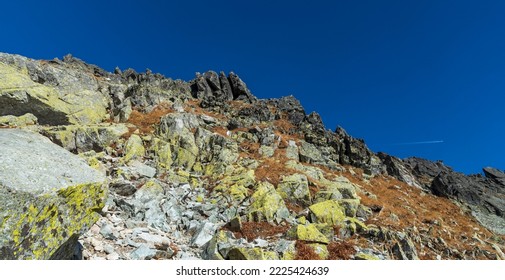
xmin=2 ymin=1 xmax=504 ymax=174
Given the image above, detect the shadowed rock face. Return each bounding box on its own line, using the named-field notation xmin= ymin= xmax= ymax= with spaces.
xmin=1 ymin=52 xmax=503 ymax=260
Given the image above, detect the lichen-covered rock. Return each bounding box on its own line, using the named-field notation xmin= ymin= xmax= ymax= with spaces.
xmin=307 ymin=243 xmax=329 ymax=259
xmin=40 ymin=124 xmax=129 ymax=153
xmin=0 ymin=113 xmax=37 ymax=127
xmin=355 ymin=252 xmax=380 ymax=260
xmin=275 ymin=239 xmax=297 ymax=260
xmin=247 ymin=182 xmax=291 ymax=223
xmin=228 ymin=247 xmax=265 ymax=260
xmin=277 ymin=174 xmax=312 ymax=206
xmin=212 ymin=169 xmax=255 ymax=203
xmin=122 ymin=134 xmax=145 ymax=163
xmin=0 ymin=129 xmax=106 ymax=259
xmin=337 ymin=199 xmax=361 ymax=217
xmin=288 ymin=224 xmax=329 ymax=244
xmin=157 ymin=113 xmax=200 ymax=170
xmin=151 ymin=138 xmax=173 ymax=170
xmin=309 ymin=200 xmax=347 ymax=226
xmin=299 ymin=141 xmax=326 ymax=165
xmin=0 ymin=55 xmax=109 ymax=125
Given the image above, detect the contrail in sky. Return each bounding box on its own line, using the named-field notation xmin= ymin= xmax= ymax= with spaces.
xmin=392 ymin=140 xmax=444 ymax=146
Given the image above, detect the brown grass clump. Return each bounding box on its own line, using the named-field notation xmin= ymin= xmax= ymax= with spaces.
xmin=285 ymin=202 xmax=304 ymax=214
xmin=211 ymin=126 xmax=229 ymax=137
xmin=273 ymin=118 xmax=295 ymax=133
xmin=294 ymin=241 xmax=322 ymax=260
xmin=184 ymin=99 xmax=226 ymax=120
xmin=239 ymin=141 xmax=261 ymax=159
xmin=126 ymin=104 xmax=174 ymax=135
xmin=327 ymin=241 xmax=357 ymax=260
xmin=255 ymin=157 xmax=297 ymax=186
xmin=228 ymin=222 xmax=289 ymax=242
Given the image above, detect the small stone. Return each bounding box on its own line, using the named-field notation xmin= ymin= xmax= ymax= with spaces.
xmin=90 ymin=224 xmax=101 ymax=235
xmin=104 ymin=244 xmax=115 ymax=255
xmin=106 ymin=252 xmax=120 ymax=260
xmin=100 ymin=224 xmax=117 ymax=240
xmin=90 ymin=238 xmax=102 ymax=249
xmin=128 ymin=160 xmax=157 ymax=178
xmin=130 ymin=244 xmax=157 ymax=260
xmin=253 ymin=239 xmax=269 ymax=248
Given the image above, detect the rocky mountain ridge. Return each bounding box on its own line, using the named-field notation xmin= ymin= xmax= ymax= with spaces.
xmin=0 ymin=52 xmax=503 ymax=260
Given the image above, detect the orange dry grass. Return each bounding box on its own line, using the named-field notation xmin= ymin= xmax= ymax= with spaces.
xmin=127 ymin=104 xmax=174 ymax=135
xmin=347 ymin=172 xmax=502 ymax=259
xmin=255 ymin=154 xmax=298 ymax=186
xmin=212 ymin=126 xmax=229 ymax=137
xmin=294 ymin=241 xmax=322 ymax=260
xmin=184 ymin=99 xmax=226 ymax=120
xmin=273 ymin=118 xmax=295 ymax=133
xmin=327 ymin=241 xmax=357 ymax=260
xmin=227 ymin=222 xmax=290 ymax=242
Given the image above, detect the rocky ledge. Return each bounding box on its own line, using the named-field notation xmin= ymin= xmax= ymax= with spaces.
xmin=0 ymin=53 xmax=503 ymax=260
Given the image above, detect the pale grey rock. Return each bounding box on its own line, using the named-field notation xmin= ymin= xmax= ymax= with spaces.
xmin=191 ymin=222 xmax=217 ymax=248
xmin=130 ymin=244 xmax=157 ymax=260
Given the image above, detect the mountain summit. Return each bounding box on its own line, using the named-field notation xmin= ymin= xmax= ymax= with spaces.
xmin=0 ymin=53 xmax=503 ymax=260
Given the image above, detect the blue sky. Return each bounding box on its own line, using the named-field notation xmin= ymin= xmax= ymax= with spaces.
xmin=2 ymin=1 xmax=504 ymax=174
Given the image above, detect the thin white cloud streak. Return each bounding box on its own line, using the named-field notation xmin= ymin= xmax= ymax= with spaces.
xmin=392 ymin=140 xmax=444 ymax=146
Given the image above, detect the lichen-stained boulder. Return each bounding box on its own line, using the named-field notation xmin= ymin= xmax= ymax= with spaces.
xmin=309 ymin=200 xmax=347 ymax=226
xmin=40 ymin=123 xmax=129 ymax=153
xmin=0 ymin=129 xmax=107 ymax=259
xmin=277 ymin=174 xmax=312 ymax=206
xmin=122 ymin=134 xmax=145 ymax=164
xmin=287 ymin=224 xmax=329 ymax=244
xmin=157 ymin=113 xmax=200 ymax=170
xmin=247 ymin=182 xmax=291 ymax=223
xmin=0 ymin=113 xmax=38 ymax=127
xmin=0 ymin=54 xmax=109 ymax=125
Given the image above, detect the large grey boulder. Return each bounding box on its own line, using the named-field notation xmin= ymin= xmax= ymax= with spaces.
xmin=0 ymin=129 xmax=107 ymax=259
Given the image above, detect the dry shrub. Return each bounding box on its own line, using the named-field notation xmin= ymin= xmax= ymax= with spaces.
xmin=212 ymin=126 xmax=229 ymax=137
xmin=228 ymin=222 xmax=289 ymax=242
xmin=327 ymin=241 xmax=356 ymax=260
xmin=273 ymin=118 xmax=295 ymax=133
xmin=255 ymin=157 xmax=297 ymax=186
xmin=184 ymin=99 xmax=226 ymax=120
xmin=285 ymin=202 xmax=304 ymax=214
xmin=239 ymin=141 xmax=260 ymax=159
xmin=127 ymin=104 xmax=174 ymax=134
xmin=295 ymin=241 xmax=321 ymax=260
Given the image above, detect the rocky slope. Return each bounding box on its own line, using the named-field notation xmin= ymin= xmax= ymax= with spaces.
xmin=0 ymin=52 xmax=503 ymax=260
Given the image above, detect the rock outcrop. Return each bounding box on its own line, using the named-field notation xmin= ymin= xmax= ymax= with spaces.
xmin=0 ymin=129 xmax=107 ymax=259
xmin=0 ymin=52 xmax=503 ymax=260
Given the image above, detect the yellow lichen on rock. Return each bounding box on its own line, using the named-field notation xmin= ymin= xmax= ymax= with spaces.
xmin=247 ymin=182 xmax=290 ymax=223
xmin=288 ymin=224 xmax=329 ymax=244
xmin=309 ymin=200 xmax=347 ymax=226
xmin=122 ymin=134 xmax=145 ymax=163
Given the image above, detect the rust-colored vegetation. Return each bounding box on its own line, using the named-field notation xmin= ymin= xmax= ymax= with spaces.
xmin=126 ymin=104 xmax=174 ymax=135
xmin=294 ymin=241 xmax=322 ymax=260
xmin=227 ymin=222 xmax=290 ymax=242
xmin=327 ymin=241 xmax=357 ymax=260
